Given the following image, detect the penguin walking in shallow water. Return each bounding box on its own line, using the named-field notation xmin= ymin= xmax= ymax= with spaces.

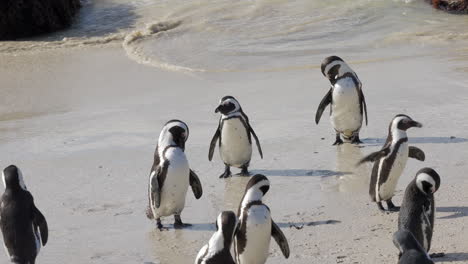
xmin=146 ymin=120 xmax=203 ymax=230
xmin=315 ymin=56 xmax=368 ymax=145
xmin=393 ymin=229 xmax=434 ymax=264
xmin=0 ymin=165 xmax=48 ymax=264
xmin=234 ymin=174 xmax=289 ymax=264
xmin=209 ymin=96 xmax=263 ymax=178
xmin=399 ymin=168 xmax=441 ymax=254
xmin=195 ymin=211 xmax=238 ymax=264
xmin=357 ymin=114 xmax=425 ymax=212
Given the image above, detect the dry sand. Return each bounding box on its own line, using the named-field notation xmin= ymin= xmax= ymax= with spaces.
xmin=0 ymin=45 xmax=467 ymax=264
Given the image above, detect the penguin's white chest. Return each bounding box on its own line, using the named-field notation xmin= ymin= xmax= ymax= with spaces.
xmin=238 ymin=205 xmax=271 ymax=264
xmin=156 ymin=148 xmax=190 ymax=217
xmin=331 ymin=78 xmax=362 ymax=137
xmin=421 ymin=204 xmax=432 ymax=251
xmin=220 ymin=118 xmax=252 ymax=167
xmin=377 ymin=142 xmax=409 ymax=201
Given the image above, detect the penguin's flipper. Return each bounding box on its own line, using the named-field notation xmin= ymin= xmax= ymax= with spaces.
xmin=315 ymin=89 xmax=332 ymax=124
xmin=150 ymin=169 xmax=161 ymax=209
xmin=408 ymin=146 xmax=425 ymax=161
xmin=32 ymin=204 xmax=48 ymax=246
xmin=189 ymin=169 xmax=203 ymax=199
xmin=358 ymin=84 xmax=368 ymax=126
xmin=248 ymin=125 xmax=263 ymax=159
xmin=271 ymin=220 xmax=290 ymax=259
xmin=357 ymin=147 xmax=390 ymax=166
xmin=208 ymin=123 xmax=221 ymax=161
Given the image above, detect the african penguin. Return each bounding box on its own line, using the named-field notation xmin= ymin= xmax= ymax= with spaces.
xmin=315 ymin=56 xmax=368 ymax=145
xmin=398 ymin=168 xmax=440 ymax=253
xmin=0 ymin=165 xmax=48 ymax=264
xmin=209 ymin=96 xmax=263 ymax=178
xmin=234 ymin=174 xmax=290 ymax=264
xmin=393 ymin=229 xmax=434 ymax=264
xmin=195 ymin=211 xmax=238 ymax=264
xmin=146 ymin=120 xmax=203 ymax=230
xmin=357 ymin=114 xmax=425 ymax=212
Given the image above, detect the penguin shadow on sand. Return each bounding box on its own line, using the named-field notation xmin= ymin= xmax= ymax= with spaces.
xmin=432 ymin=252 xmax=468 ymax=262
xmin=436 ymin=206 xmax=468 ymax=219
xmin=252 ymin=169 xmax=347 ymax=177
xmin=362 ymin=137 xmax=468 ymax=147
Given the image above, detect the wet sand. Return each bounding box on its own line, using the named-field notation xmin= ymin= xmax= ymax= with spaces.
xmin=0 ymin=46 xmax=467 ymax=263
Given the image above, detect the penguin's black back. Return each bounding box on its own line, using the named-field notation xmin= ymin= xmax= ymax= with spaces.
xmin=0 ymin=189 xmax=38 ymax=263
xmin=398 ymin=180 xmax=435 ymax=251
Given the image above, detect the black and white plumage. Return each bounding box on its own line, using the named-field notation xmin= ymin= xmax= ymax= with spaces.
xmin=209 ymin=96 xmax=263 ymax=178
xmin=357 ymin=114 xmax=424 ymax=212
xmin=393 ymin=229 xmax=434 ymax=264
xmin=315 ymin=56 xmax=368 ymax=145
xmin=234 ymin=175 xmax=289 ymax=264
xmin=398 ymin=168 xmax=440 ymax=253
xmin=0 ymin=165 xmax=48 ymax=264
xmin=146 ymin=120 xmax=203 ymax=230
xmin=195 ymin=211 xmax=238 ymax=264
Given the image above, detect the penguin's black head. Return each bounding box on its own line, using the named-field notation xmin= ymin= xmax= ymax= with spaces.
xmin=393 ymin=114 xmax=422 ymax=131
xmin=215 ymin=96 xmax=241 ymax=115
xmin=2 ymin=165 xmax=27 ymax=191
xmin=321 ymin=56 xmax=344 ymax=77
xmin=161 ymin=120 xmax=189 ymax=150
xmin=245 ymin=174 xmax=270 ymax=196
xmin=216 ymin=211 xmax=238 ymax=245
xmin=393 ymin=229 xmax=426 ymax=255
xmin=415 ymin=167 xmax=441 ymax=195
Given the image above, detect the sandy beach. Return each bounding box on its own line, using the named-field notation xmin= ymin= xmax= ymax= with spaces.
xmin=1 ymin=1 xmax=468 ymax=263
xmin=0 ymin=43 xmax=467 ymax=263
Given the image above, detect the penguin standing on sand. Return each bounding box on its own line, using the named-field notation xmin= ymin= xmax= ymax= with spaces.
xmin=393 ymin=229 xmax=434 ymax=264
xmin=146 ymin=120 xmax=203 ymax=230
xmin=209 ymin=96 xmax=263 ymax=178
xmin=0 ymin=165 xmax=48 ymax=264
xmin=195 ymin=211 xmax=238 ymax=264
xmin=399 ymin=168 xmax=441 ymax=253
xmin=315 ymin=56 xmax=368 ymax=145
xmin=235 ymin=174 xmax=289 ymax=264
xmin=357 ymin=114 xmax=425 ymax=212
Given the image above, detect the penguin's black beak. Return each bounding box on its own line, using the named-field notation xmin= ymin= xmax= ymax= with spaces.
xmin=410 ymin=120 xmax=422 ymax=128
xmin=215 ymin=105 xmax=220 ymax=113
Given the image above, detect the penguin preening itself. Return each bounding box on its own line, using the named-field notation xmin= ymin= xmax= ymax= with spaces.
xmin=146 ymin=120 xmax=203 ymax=230
xmin=357 ymin=114 xmax=425 ymax=212
xmin=393 ymin=229 xmax=434 ymax=264
xmin=235 ymin=174 xmax=290 ymax=264
xmin=209 ymin=96 xmax=263 ymax=178
xmin=195 ymin=211 xmax=238 ymax=264
xmin=399 ymin=168 xmax=441 ymax=254
xmin=315 ymin=56 xmax=368 ymax=145
xmin=0 ymin=165 xmax=48 ymax=264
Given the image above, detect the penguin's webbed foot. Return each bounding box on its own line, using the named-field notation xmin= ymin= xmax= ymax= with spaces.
xmin=156 ymin=218 xmax=168 ymax=231
xmin=332 ymin=138 xmax=344 ymax=146
xmin=174 ymin=215 xmax=192 ymax=229
xmin=332 ymin=133 xmax=343 ymax=146
xmin=219 ymin=165 xmax=232 ymax=178
xmin=239 ymin=166 xmax=250 ymax=177
xmin=386 ymin=200 xmax=400 ymax=212
xmin=351 ymin=134 xmax=363 ymax=144
xmin=377 ymin=202 xmax=386 ymax=212
xmin=430 ymin=252 xmax=445 ymax=258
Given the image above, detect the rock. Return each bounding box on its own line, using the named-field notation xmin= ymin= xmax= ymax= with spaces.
xmin=427 ymin=0 xmax=468 ymax=13
xmin=0 ymin=0 xmax=81 ymax=40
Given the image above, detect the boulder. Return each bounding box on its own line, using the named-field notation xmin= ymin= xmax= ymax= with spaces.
xmin=0 ymin=0 xmax=81 ymax=40
xmin=427 ymin=0 xmax=468 ymax=13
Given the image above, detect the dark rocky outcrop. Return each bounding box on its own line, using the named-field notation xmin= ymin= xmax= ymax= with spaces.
xmin=426 ymin=0 xmax=468 ymax=13
xmin=0 ymin=0 xmax=81 ymax=40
